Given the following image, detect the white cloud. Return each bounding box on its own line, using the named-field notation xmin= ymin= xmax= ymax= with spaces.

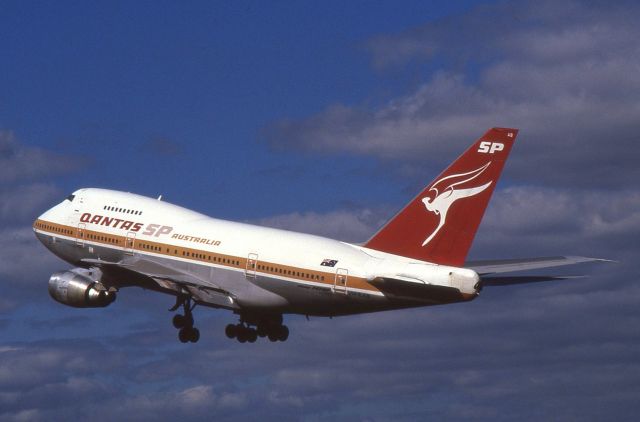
xmin=0 ymin=184 xmax=60 ymax=224
xmin=263 ymin=0 xmax=640 ymax=189
xmin=254 ymin=208 xmax=384 ymax=243
xmin=0 ymin=227 xmax=62 ymax=285
xmin=251 ymin=185 xmax=640 ymax=261
xmin=177 ymin=385 xmax=214 ymax=406
xmin=0 ymin=409 xmax=41 ymax=422
xmin=474 ymin=186 xmax=640 ymax=258
xmin=0 ymin=131 xmax=82 ymax=184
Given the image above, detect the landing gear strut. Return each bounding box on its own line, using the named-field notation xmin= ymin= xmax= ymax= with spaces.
xmin=170 ymin=295 xmax=200 ymax=343
xmin=225 ymin=314 xmax=289 ymax=343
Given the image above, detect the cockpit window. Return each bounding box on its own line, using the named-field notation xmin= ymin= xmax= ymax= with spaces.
xmin=66 ymin=194 xmax=75 ymax=202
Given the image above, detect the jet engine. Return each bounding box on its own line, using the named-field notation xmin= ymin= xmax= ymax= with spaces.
xmin=48 ymin=271 xmax=116 ymax=308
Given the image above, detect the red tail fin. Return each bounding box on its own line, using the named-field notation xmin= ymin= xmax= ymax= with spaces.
xmin=364 ymin=127 xmax=518 ymax=266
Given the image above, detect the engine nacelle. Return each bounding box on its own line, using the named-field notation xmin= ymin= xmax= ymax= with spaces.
xmin=48 ymin=271 xmax=116 ymax=308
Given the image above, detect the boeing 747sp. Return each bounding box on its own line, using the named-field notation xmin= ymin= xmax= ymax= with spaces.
xmin=33 ymin=128 xmax=606 ymax=343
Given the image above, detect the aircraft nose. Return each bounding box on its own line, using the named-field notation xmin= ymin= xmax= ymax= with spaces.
xmin=33 ymin=203 xmax=59 ymax=231
xmin=33 ymin=210 xmax=47 ymax=232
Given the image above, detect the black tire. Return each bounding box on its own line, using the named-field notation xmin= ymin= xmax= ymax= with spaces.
xmin=225 ymin=324 xmax=237 ymax=339
xmin=267 ymin=332 xmax=278 ymax=342
xmin=173 ymin=314 xmax=186 ymax=329
xmin=248 ymin=329 xmax=258 ymax=343
xmin=178 ymin=328 xmax=190 ymax=343
xmin=277 ymin=325 xmax=289 ymax=342
xmin=190 ymin=327 xmax=200 ymax=343
xmin=256 ymin=325 xmax=268 ymax=337
xmin=237 ymin=327 xmax=248 ymax=343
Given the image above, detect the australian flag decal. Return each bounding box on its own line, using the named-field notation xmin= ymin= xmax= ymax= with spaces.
xmin=320 ymin=259 xmax=338 ymax=267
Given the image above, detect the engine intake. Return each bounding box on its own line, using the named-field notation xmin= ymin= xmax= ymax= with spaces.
xmin=48 ymin=271 xmax=116 ymax=308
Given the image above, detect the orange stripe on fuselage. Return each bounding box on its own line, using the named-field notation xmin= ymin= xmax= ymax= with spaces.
xmin=33 ymin=219 xmax=380 ymax=293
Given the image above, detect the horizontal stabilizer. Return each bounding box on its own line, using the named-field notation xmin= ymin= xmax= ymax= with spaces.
xmin=480 ymin=275 xmax=585 ymax=287
xmin=466 ymin=256 xmax=613 ymax=275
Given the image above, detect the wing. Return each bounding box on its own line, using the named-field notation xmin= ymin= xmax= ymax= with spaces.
xmin=81 ymin=257 xmax=238 ymax=310
xmin=466 ymin=256 xmax=613 ymax=287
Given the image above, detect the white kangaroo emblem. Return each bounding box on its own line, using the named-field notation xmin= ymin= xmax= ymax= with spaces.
xmin=421 ymin=163 xmax=492 ymax=246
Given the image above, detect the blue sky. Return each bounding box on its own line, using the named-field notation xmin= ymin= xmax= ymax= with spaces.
xmin=2 ymin=1 xmax=640 ymax=420
xmin=2 ymin=0 xmax=491 ymax=219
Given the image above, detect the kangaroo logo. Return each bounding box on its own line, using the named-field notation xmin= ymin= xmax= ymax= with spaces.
xmin=421 ymin=163 xmax=492 ymax=246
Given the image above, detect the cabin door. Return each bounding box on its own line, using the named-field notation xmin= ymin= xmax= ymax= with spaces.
xmin=246 ymin=253 xmax=258 ymax=278
xmin=333 ymin=268 xmax=348 ymax=294
xmin=76 ymin=223 xmax=86 ymax=246
xmin=125 ymin=232 xmax=136 ymax=255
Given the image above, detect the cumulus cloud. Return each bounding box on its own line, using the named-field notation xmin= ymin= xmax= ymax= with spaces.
xmin=474 ymin=186 xmax=640 ymax=258
xmin=0 ymin=131 xmax=84 ymax=300
xmin=0 ymin=227 xmax=63 ymax=285
xmin=0 ymin=131 xmax=82 ymax=184
xmin=0 ymin=340 xmax=250 ymax=421
xmin=0 ymin=184 xmax=60 ymax=224
xmin=251 ymin=185 xmax=640 ymax=261
xmin=254 ymin=208 xmax=387 ymax=243
xmin=263 ymin=0 xmax=640 ymax=188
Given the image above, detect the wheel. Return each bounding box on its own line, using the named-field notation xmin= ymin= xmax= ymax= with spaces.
xmin=247 ymin=329 xmax=258 ymax=343
xmin=237 ymin=327 xmax=248 ymax=343
xmin=178 ymin=328 xmax=190 ymax=343
xmin=256 ymin=324 xmax=268 ymax=337
xmin=189 ymin=327 xmax=200 ymax=343
xmin=267 ymin=331 xmax=278 ymax=342
xmin=225 ymin=324 xmax=237 ymax=339
xmin=173 ymin=314 xmax=186 ymax=329
xmin=277 ymin=325 xmax=289 ymax=342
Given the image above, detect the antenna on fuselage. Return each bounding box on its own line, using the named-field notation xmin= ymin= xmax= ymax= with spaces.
xmin=157 ymin=195 xmax=163 ymax=201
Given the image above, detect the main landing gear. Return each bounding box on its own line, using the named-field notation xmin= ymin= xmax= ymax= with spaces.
xmin=225 ymin=313 xmax=289 ymax=343
xmin=170 ymin=295 xmax=200 ymax=343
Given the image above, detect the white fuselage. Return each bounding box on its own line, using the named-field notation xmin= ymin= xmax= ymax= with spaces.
xmin=34 ymin=188 xmax=478 ymax=316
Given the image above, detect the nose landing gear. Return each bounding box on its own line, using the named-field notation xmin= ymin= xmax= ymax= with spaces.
xmin=170 ymin=295 xmax=200 ymax=343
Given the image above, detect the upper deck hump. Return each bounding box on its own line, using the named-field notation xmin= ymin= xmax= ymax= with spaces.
xmin=77 ymin=187 xmax=208 ymax=223
xmin=78 ymin=188 xmax=363 ymax=255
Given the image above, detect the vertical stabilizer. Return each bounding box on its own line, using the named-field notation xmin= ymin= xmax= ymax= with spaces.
xmin=364 ymin=128 xmax=518 ymax=266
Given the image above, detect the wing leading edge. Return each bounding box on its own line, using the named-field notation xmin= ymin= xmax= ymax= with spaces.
xmin=81 ymin=257 xmax=238 ymax=310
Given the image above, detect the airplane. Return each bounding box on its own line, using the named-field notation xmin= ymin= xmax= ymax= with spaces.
xmin=33 ymin=127 xmax=606 ymax=344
